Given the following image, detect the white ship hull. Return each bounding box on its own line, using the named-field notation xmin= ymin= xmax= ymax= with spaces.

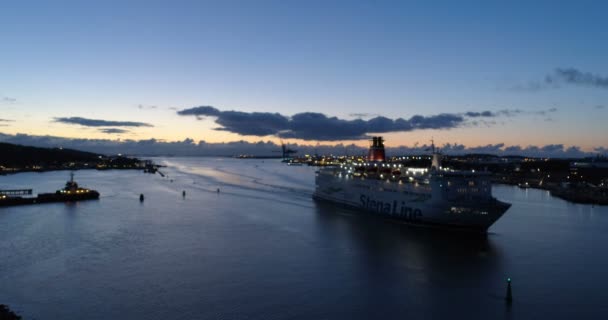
xmin=313 ymin=169 xmax=510 ymax=232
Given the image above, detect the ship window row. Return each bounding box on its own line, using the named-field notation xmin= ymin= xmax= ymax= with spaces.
xmin=447 ymin=180 xmax=489 ymax=187
xmin=450 ymin=207 xmax=489 ymax=215
xmin=453 ymin=187 xmax=490 ymax=193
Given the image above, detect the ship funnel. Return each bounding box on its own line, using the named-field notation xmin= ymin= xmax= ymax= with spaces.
xmin=368 ymin=136 xmax=386 ymax=162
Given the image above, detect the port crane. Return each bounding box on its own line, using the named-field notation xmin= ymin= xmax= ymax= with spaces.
xmin=273 ymin=140 xmax=297 ymax=161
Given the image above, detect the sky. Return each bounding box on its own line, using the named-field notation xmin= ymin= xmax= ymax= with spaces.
xmin=1 ymin=0 xmax=607 ymax=155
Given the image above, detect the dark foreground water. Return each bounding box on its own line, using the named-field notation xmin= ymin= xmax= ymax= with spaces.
xmin=1 ymin=157 xmax=607 ymax=319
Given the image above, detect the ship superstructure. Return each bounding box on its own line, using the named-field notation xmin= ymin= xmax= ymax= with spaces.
xmin=56 ymin=172 xmax=98 ymax=196
xmin=313 ymin=137 xmax=511 ymax=232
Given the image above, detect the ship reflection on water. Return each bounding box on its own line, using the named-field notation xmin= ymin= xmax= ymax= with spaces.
xmin=309 ymin=201 xmax=516 ymax=319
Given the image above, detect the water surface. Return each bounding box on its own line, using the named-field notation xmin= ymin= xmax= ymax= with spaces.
xmin=1 ymin=157 xmax=607 ymax=319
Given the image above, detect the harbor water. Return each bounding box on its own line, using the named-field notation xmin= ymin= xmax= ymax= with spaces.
xmin=1 ymin=157 xmax=607 ymax=319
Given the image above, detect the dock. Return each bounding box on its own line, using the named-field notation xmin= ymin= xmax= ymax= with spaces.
xmin=0 ymin=189 xmax=33 ymax=196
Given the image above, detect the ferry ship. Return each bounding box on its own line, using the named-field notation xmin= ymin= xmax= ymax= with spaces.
xmin=313 ymin=137 xmax=511 ymax=232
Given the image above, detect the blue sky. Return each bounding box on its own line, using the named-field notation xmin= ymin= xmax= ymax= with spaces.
xmin=1 ymin=0 xmax=607 ymax=152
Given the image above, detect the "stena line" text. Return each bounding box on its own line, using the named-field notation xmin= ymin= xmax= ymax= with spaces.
xmin=360 ymin=194 xmax=422 ymax=219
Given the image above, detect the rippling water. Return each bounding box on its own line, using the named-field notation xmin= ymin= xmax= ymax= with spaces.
xmin=1 ymin=157 xmax=607 ymax=319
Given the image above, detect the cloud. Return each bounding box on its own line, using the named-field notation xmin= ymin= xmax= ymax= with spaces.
xmin=54 ymin=117 xmax=153 ymax=127
xmin=0 ymin=119 xmax=14 ymax=122
xmin=0 ymin=132 xmax=601 ymax=158
xmin=499 ymin=108 xmax=556 ymax=116
xmin=349 ymin=112 xmax=380 ymax=119
xmin=177 ymin=106 xmax=222 ymax=116
xmin=595 ymin=105 xmax=605 ymax=109
xmin=467 ymin=143 xmax=506 ymax=154
xmin=546 ymin=68 xmax=608 ymax=89
xmin=464 ymin=111 xmax=494 ymax=117
xmin=516 ymin=68 xmax=608 ymax=91
xmin=99 ymin=128 xmax=129 ymax=134
xmin=465 ymin=108 xmax=556 ymax=118
xmin=418 ymin=142 xmax=590 ymax=158
xmin=534 ymin=107 xmax=557 ymax=115
xmin=511 ymin=68 xmax=608 ymax=92
xmin=281 ymin=113 xmax=368 ymax=140
xmin=137 ymin=104 xmax=158 ymax=110
xmin=1 ymin=96 xmax=17 ymax=103
xmin=217 ymin=111 xmax=290 ymax=136
xmin=496 ymin=109 xmax=524 ymax=117
xmin=594 ymin=147 xmax=608 ymax=154
xmin=540 ymin=144 xmax=565 ymax=153
xmin=510 ymin=81 xmax=546 ymax=92
xmin=178 ymin=106 xmax=469 ymax=141
xmin=178 ymin=106 xmax=561 ymax=141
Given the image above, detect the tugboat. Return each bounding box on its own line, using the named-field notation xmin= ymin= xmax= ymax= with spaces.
xmin=1 ymin=172 xmax=99 ymax=207
xmin=38 ymin=172 xmax=100 ymax=202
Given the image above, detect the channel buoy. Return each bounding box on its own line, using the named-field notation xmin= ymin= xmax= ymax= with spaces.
xmin=140 ymin=194 xmax=144 ymax=202
xmin=505 ymin=278 xmax=513 ymax=303
xmin=217 ymin=188 xmax=220 ymax=193
xmin=182 ymin=190 xmax=186 ymax=198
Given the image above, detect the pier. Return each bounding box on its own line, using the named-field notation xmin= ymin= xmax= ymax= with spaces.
xmin=0 ymin=189 xmax=33 ymax=196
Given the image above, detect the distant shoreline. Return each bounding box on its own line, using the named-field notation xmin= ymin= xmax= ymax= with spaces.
xmin=496 ymin=181 xmax=608 ymax=206
xmin=0 ymin=166 xmax=145 ymax=176
xmin=0 ymin=141 xmax=151 ymax=177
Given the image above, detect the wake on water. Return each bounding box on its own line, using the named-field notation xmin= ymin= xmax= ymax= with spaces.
xmin=157 ymin=158 xmax=316 ymax=208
